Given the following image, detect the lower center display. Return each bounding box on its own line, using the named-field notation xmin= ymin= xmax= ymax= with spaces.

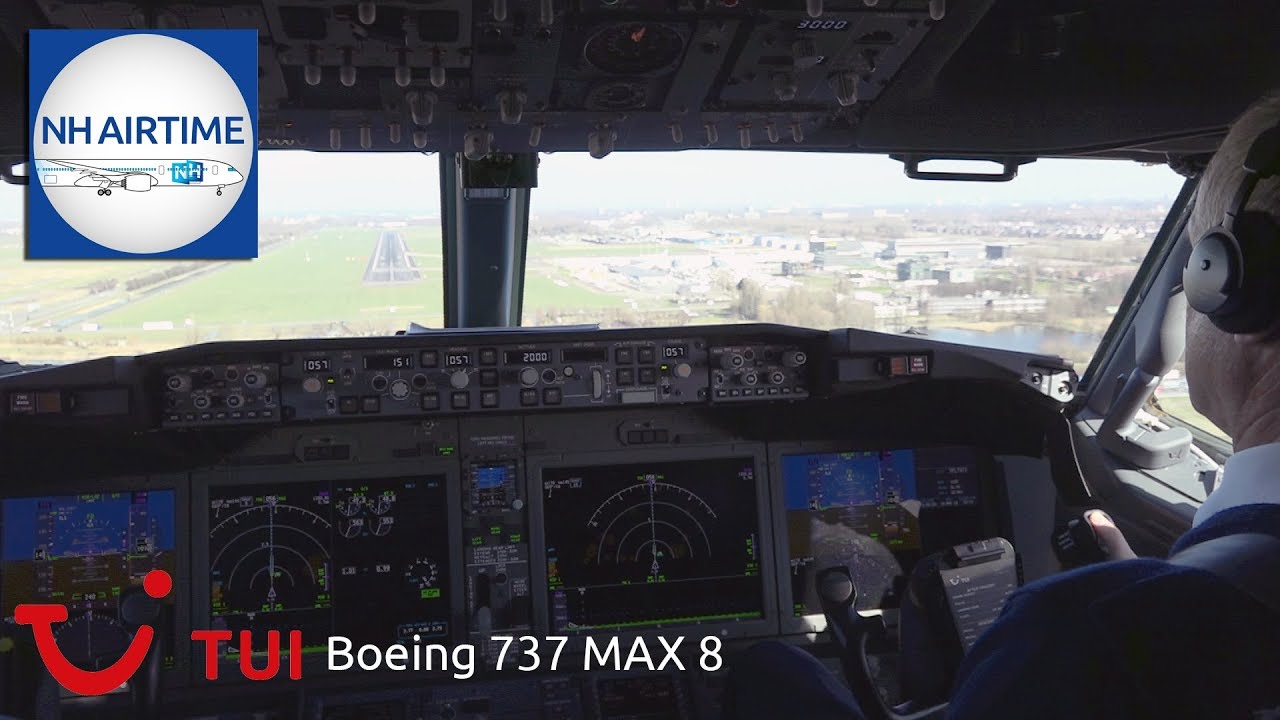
xmin=207 ymin=475 xmax=450 ymax=662
xmin=541 ymin=457 xmax=764 ymax=633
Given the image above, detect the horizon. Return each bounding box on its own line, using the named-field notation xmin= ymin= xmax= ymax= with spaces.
xmin=0 ymin=150 xmax=1184 ymax=223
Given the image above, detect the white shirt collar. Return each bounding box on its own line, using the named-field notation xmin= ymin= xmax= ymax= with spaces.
xmin=1193 ymin=442 xmax=1280 ymax=526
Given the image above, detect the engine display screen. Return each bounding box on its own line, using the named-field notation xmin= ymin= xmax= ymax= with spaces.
xmin=542 ymin=457 xmax=764 ymax=633
xmin=207 ymin=476 xmax=450 ymax=662
xmin=782 ymin=447 xmax=986 ymax=614
xmin=0 ymin=491 xmax=177 ymax=670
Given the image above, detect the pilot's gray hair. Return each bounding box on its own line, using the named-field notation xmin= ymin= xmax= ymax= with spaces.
xmin=1190 ymin=91 xmax=1280 ymax=239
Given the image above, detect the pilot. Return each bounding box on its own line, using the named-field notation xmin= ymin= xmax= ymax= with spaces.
xmin=724 ymin=90 xmax=1280 ymax=720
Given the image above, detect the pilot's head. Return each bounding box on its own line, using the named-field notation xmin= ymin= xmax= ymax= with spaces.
xmin=1186 ymin=90 xmax=1280 ymax=446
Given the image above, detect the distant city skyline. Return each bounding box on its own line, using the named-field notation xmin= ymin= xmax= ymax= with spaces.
xmin=0 ymin=150 xmax=1185 ymax=222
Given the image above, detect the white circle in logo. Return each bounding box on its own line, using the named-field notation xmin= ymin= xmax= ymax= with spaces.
xmin=33 ymin=34 xmax=253 ymax=254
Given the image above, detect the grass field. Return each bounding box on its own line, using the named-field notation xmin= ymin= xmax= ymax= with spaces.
xmin=0 ymin=226 xmax=664 ymax=362
xmin=99 ymin=230 xmax=445 ymax=328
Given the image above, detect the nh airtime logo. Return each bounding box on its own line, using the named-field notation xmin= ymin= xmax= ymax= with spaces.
xmin=28 ymin=30 xmax=258 ymax=258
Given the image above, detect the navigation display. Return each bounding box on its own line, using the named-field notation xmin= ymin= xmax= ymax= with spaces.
xmin=542 ymin=457 xmax=764 ymax=633
xmin=207 ymin=476 xmax=450 ymax=662
xmin=782 ymin=447 xmax=985 ymax=614
xmin=0 ymin=491 xmax=177 ymax=670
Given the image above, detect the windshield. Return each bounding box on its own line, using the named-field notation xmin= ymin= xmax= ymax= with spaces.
xmin=1 ymin=153 xmax=444 ymax=365
xmin=1 ymin=152 xmax=1181 ymax=368
xmin=527 ymin=153 xmax=1184 ymax=369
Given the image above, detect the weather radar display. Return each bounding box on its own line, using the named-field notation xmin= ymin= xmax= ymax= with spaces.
xmin=542 ymin=457 xmax=764 ymax=633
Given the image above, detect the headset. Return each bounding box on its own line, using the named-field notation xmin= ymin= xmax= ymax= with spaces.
xmin=1183 ymin=123 xmax=1280 ymax=334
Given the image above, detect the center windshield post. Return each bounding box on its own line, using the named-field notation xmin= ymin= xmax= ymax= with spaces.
xmin=440 ymin=152 xmax=537 ymax=328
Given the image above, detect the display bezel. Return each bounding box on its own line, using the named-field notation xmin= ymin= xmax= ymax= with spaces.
xmin=0 ymin=474 xmax=192 ymax=690
xmin=190 ymin=459 xmax=463 ymax=684
xmin=767 ymin=442 xmax=1001 ymax=636
xmin=527 ymin=444 xmax=778 ymax=644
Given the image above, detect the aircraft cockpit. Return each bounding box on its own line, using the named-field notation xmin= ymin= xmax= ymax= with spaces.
xmin=0 ymin=1 xmax=1276 ymax=719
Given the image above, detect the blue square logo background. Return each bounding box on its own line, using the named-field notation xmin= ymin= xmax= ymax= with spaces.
xmin=27 ymin=29 xmax=258 ymax=259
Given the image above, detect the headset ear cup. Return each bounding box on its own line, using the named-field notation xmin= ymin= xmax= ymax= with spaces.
xmin=1184 ymin=228 xmax=1245 ymax=328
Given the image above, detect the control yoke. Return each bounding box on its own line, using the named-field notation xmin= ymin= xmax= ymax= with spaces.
xmin=816 ymin=566 xmax=948 ymax=720
xmin=817 ymin=538 xmax=1018 ymax=720
xmin=120 ymin=585 xmax=165 ymax=720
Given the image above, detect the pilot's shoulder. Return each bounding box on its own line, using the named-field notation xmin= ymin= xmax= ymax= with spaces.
xmin=1008 ymin=558 xmax=1188 ymax=612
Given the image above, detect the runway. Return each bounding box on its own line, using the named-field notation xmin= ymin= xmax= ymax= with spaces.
xmin=362 ymin=231 xmax=422 ymax=284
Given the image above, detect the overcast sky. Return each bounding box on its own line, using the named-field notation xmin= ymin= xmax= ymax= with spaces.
xmin=0 ymin=150 xmax=1186 ymax=221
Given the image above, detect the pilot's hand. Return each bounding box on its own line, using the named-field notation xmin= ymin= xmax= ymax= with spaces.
xmin=1085 ymin=510 xmax=1137 ymax=561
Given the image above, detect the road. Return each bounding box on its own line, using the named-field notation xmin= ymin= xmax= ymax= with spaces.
xmin=363 ymin=231 xmax=422 ymax=284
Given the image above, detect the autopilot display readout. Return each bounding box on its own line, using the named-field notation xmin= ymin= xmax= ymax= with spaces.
xmin=0 ymin=491 xmax=176 ymax=669
xmin=207 ymin=476 xmax=450 ymax=661
xmin=542 ymin=457 xmax=764 ymax=633
xmin=783 ymin=447 xmax=984 ymax=614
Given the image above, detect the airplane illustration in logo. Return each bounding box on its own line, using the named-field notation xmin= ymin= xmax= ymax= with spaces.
xmin=33 ymin=158 xmax=244 ymax=196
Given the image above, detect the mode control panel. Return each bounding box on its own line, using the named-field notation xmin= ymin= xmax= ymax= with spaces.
xmin=161 ymin=362 xmax=279 ymax=426
xmin=709 ymin=345 xmax=809 ymax=401
xmin=279 ymin=339 xmax=710 ymax=421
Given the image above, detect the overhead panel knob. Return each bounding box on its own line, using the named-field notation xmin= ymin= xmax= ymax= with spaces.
xmin=929 ymin=0 xmax=946 ymax=20
xmin=394 ymin=49 xmax=411 ymax=87
xmin=806 ymin=0 xmax=822 ymax=18
xmin=407 ymin=91 xmax=437 ymax=126
xmin=703 ymin=122 xmax=718 ymax=146
xmin=529 ymin=123 xmax=544 ymax=148
xmin=738 ymin=124 xmax=751 ymax=150
xmin=765 ymin=120 xmax=779 ymax=144
xmin=429 ymin=49 xmax=447 ymax=88
xmin=339 ymin=48 xmax=357 ymax=87
xmin=359 ymin=125 xmax=372 ymax=149
xmin=668 ymin=122 xmax=684 ymax=145
xmin=772 ymin=72 xmax=798 ymax=102
xmin=412 ymin=129 xmax=429 ymax=149
xmin=791 ymin=122 xmax=804 ymax=143
xmin=498 ymin=89 xmax=527 ymax=125
xmin=793 ymin=38 xmax=821 ymax=70
xmin=389 ymin=121 xmax=402 ymax=144
xmin=464 ymin=129 xmax=494 ymax=161
xmin=588 ymin=127 xmax=617 ymax=159
xmin=304 ymin=47 xmax=322 ymax=86
xmin=357 ymin=1 xmax=376 ymax=24
xmin=539 ymin=0 xmax=555 ymax=25
xmin=828 ymin=71 xmax=859 ymax=107
xmin=493 ymin=0 xmax=508 ymax=21
xmin=329 ymin=126 xmax=342 ymax=150
xmin=450 ymin=371 xmax=470 ymax=389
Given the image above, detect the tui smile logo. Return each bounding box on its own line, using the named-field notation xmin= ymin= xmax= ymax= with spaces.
xmin=14 ymin=570 xmax=172 ymax=696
